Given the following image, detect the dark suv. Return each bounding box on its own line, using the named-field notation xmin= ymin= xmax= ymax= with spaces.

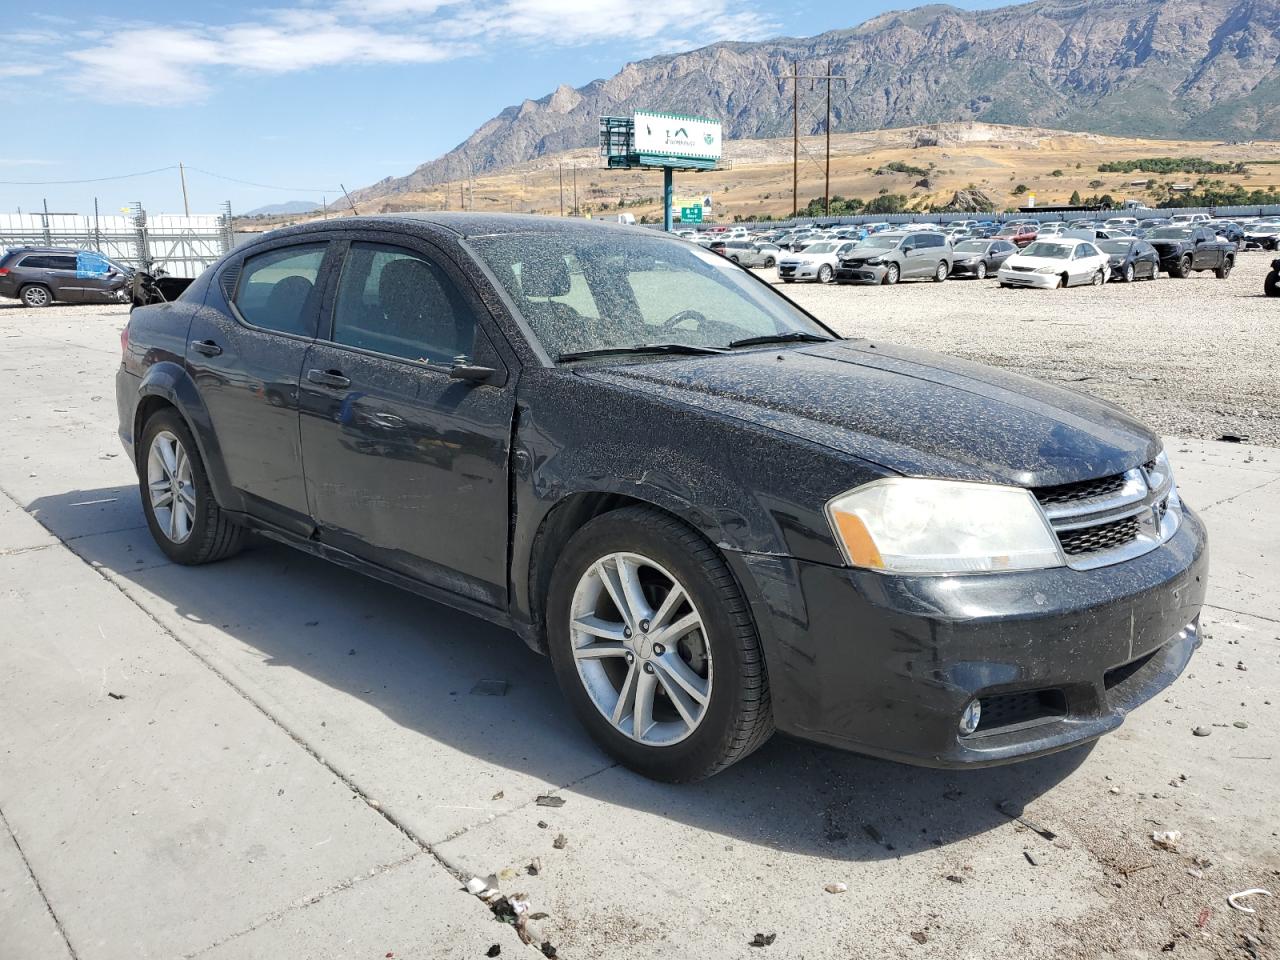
xmin=0 ymin=246 xmax=133 ymax=307
xmin=115 ymin=214 xmax=1206 ymax=783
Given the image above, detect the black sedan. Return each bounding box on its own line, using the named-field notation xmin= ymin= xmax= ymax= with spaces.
xmin=115 ymin=214 xmax=1207 ymax=782
xmin=1099 ymin=238 xmax=1160 ymax=282
xmin=948 ymin=238 xmax=1018 ymax=279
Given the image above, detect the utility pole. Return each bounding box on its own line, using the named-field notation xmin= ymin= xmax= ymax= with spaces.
xmin=93 ymin=197 xmax=101 ymax=251
xmin=782 ymin=60 xmax=846 ymax=219
xmin=559 ymin=164 xmax=564 ymax=216
xmin=179 ymin=162 xmax=190 ymax=217
xmin=572 ymin=164 xmax=578 ymax=216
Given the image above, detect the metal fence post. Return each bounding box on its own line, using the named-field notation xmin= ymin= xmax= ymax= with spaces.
xmin=131 ymin=202 xmax=153 ymax=272
xmin=219 ymin=200 xmax=234 ymax=255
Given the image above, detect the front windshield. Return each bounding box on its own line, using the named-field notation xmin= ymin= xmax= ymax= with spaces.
xmin=1099 ymin=240 xmax=1134 ymax=254
xmin=1149 ymin=228 xmax=1193 ymax=240
xmin=953 ymin=241 xmax=988 ymax=254
xmin=468 ymin=230 xmax=833 ymax=359
xmin=854 ymin=236 xmax=902 ymax=250
xmin=1019 ymin=241 xmax=1072 ymax=259
xmin=804 ymin=243 xmax=836 ymax=254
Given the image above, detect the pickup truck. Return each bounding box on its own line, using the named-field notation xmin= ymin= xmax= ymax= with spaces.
xmin=1145 ymin=225 xmax=1235 ymax=278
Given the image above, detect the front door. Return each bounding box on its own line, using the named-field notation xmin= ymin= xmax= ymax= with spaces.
xmin=185 ymin=239 xmax=334 ymax=535
xmin=297 ymin=239 xmax=516 ymax=608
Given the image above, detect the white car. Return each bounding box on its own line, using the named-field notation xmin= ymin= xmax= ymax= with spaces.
xmin=997 ymin=237 xmax=1111 ymax=289
xmin=1170 ymin=213 xmax=1210 ymax=225
xmin=777 ymin=240 xmax=858 ymax=283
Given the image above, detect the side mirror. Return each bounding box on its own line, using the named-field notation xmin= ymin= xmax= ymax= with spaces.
xmin=450 ymin=359 xmax=495 ymax=383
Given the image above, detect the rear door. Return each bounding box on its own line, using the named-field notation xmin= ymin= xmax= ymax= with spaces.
xmin=297 ymin=237 xmax=516 ymax=607
xmin=186 ymin=238 xmax=337 ymax=535
xmin=21 ymin=254 xmax=80 ymax=301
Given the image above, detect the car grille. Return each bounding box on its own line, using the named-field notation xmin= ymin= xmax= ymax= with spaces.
xmin=1010 ymin=265 xmax=1034 ymax=272
xmin=1032 ymin=462 xmax=1180 ymax=570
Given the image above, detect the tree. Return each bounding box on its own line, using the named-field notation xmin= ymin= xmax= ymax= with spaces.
xmin=1069 ymin=190 xmax=1082 ymax=205
xmin=865 ymin=193 xmax=908 ymax=214
xmin=1013 ymin=184 xmax=1029 ymax=195
xmin=1051 ymin=169 xmax=1064 ymax=177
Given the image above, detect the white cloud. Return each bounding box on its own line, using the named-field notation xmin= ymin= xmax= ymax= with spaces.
xmin=53 ymin=0 xmax=775 ymax=104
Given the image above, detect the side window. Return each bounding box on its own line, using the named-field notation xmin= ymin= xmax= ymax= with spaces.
xmin=20 ymin=254 xmax=76 ymax=270
xmin=331 ymin=242 xmax=476 ymax=365
xmin=1075 ymin=243 xmax=1098 ymax=259
xmin=928 ymin=234 xmax=946 ymax=248
xmin=235 ymin=244 xmax=327 ymax=337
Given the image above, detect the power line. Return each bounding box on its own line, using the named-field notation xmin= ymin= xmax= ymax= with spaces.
xmin=183 ymin=166 xmax=340 ymax=194
xmin=0 ymin=165 xmax=178 ymax=186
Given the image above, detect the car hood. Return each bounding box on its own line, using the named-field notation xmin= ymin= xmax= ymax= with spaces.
xmin=579 ymin=340 xmax=1158 ymax=487
xmin=1003 ymin=253 xmax=1071 ymax=269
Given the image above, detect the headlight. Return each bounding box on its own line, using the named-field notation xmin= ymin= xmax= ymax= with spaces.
xmin=825 ymin=478 xmax=1063 ymax=575
xmin=1034 ymin=265 xmax=1061 ymax=274
xmin=864 ymin=257 xmax=884 ymax=265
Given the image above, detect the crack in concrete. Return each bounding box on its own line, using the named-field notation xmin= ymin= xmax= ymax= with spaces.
xmin=183 ymin=850 xmax=426 ymax=959
xmin=1204 ymin=602 xmax=1280 ymax=625
xmin=1197 ymin=474 xmax=1280 ymax=512
xmin=0 ymin=541 xmax=57 ymax=558
xmin=0 ymin=803 xmax=80 ymax=960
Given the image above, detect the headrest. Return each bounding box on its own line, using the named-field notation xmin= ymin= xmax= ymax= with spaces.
xmin=520 ymin=255 xmax=571 ymax=298
xmin=379 ymin=257 xmax=433 ymax=310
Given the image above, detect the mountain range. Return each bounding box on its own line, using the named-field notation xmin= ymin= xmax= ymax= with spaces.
xmin=354 ymin=0 xmax=1280 ymax=200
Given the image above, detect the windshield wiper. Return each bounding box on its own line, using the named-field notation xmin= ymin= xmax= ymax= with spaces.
xmin=557 ymin=343 xmax=730 ymax=362
xmin=726 ymin=332 xmax=833 ymax=349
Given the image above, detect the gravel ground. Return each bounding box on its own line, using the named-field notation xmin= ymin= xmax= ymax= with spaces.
xmin=769 ymin=249 xmax=1280 ymax=446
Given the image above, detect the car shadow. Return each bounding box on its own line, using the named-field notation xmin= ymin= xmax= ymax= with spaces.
xmin=28 ymin=483 xmax=1093 ymax=862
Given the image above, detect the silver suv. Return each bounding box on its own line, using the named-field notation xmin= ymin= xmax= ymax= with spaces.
xmin=833 ymin=231 xmax=952 ymax=285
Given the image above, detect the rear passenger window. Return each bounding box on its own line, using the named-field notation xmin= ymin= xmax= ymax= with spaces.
xmin=234 ymin=244 xmax=327 ymax=337
xmin=331 ymin=242 xmax=476 ymax=365
xmin=20 ymin=255 xmax=76 ymax=270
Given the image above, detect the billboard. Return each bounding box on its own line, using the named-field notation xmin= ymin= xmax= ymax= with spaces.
xmin=634 ymin=111 xmax=722 ymax=163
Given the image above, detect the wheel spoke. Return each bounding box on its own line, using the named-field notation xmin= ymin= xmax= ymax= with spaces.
xmin=158 ymin=438 xmax=177 ymax=478
xmin=611 ymin=662 xmax=638 ymax=725
xmin=151 ymin=488 xmax=173 ymax=509
xmin=614 ymin=556 xmax=653 ymax=625
xmin=175 ymin=447 xmax=189 ymax=485
xmin=597 ymin=560 xmax=635 ymax=631
xmin=648 ymin=582 xmax=686 ymax=633
xmin=650 ymin=611 xmax=700 ymax=650
xmin=178 ymin=486 xmax=197 ymax=512
xmin=571 ymin=614 xmax=627 ymax=642
xmin=654 ymin=668 xmax=699 ymax=731
xmin=169 ymin=498 xmax=183 ymax=540
xmin=654 ymin=650 xmax=710 ymax=706
xmin=631 ymin=669 xmax=657 ymax=741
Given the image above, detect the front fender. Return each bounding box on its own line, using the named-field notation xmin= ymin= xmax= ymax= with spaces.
xmin=136 ymin=360 xmax=243 ymax=513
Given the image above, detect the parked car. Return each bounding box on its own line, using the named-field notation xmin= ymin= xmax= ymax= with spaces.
xmin=1206 ymin=221 xmax=1244 ymax=246
xmin=1170 ymin=213 xmax=1210 ymax=225
xmin=0 ymin=246 xmax=134 ymax=307
xmin=1242 ymin=222 xmax=1280 ymax=250
xmin=834 ymin=231 xmax=952 ymax=285
xmin=777 ymin=240 xmax=858 ymax=283
xmin=116 ymin=212 xmax=1207 ymax=781
xmin=948 ymin=239 xmax=1018 ymax=279
xmin=1145 ymin=226 xmax=1235 ymax=278
xmin=1098 ymin=238 xmax=1160 ymax=282
xmin=995 ymin=224 xmax=1038 ymax=248
xmin=724 ymin=241 xmax=782 ymax=269
xmin=997 ymin=237 xmax=1111 ymax=288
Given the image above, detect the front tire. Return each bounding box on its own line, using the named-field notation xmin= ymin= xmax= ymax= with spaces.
xmin=546 ymin=507 xmax=773 ymax=782
xmin=1175 ymin=255 xmax=1193 ymax=278
xmin=763 ymin=256 xmax=776 ymax=268
xmin=883 ymin=263 xmax=900 ymax=285
xmin=976 ymin=262 xmax=988 ymax=280
xmin=817 ymin=264 xmax=834 ymax=284
xmin=139 ymin=409 xmax=244 ymax=565
xmin=20 ymin=284 xmax=52 ymax=308
xmin=1215 ymin=259 xmax=1233 ymax=279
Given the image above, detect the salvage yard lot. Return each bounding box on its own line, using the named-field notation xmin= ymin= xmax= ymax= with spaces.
xmin=774 ymin=248 xmax=1280 ymax=447
xmin=1 ymin=277 xmax=1278 ymax=959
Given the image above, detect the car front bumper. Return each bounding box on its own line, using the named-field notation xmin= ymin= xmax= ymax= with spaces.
xmin=777 ymin=263 xmax=820 ymax=280
xmin=732 ymin=506 xmax=1207 ymax=768
xmin=949 ymin=260 xmax=987 ymax=276
xmin=834 ymin=264 xmax=889 ymax=284
xmin=997 ymin=269 xmax=1062 ymax=288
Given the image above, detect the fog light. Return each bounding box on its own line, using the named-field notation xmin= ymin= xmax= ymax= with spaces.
xmin=959 ymin=699 xmax=982 ymax=736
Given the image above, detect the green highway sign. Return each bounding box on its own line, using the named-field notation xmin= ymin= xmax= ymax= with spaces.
xmin=679 ymin=205 xmax=703 ymax=223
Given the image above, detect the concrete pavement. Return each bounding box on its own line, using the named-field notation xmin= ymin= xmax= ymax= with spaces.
xmin=1 ymin=301 xmax=1277 ymax=958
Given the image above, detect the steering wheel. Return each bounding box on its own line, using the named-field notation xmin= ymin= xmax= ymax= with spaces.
xmin=659 ymin=308 xmax=708 ymax=334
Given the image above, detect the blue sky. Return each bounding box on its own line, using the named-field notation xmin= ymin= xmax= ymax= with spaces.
xmin=1 ymin=0 xmax=1008 ymax=215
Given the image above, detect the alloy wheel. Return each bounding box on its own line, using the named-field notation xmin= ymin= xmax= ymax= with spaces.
xmin=569 ymin=552 xmax=712 ymax=746
xmin=147 ymin=430 xmax=196 ymax=544
xmin=976 ymin=263 xmax=987 ymax=280
xmin=22 ymin=286 xmax=50 ymax=307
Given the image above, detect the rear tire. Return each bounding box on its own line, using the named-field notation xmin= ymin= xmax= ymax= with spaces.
xmin=139 ymin=408 xmax=244 ymax=565
xmin=546 ymin=506 xmax=773 ymax=782
xmin=763 ymin=257 xmax=776 ymax=268
xmin=20 ymin=284 xmax=52 ymax=308
xmin=1122 ymin=264 xmax=1135 ymax=283
xmin=1215 ymin=259 xmax=1233 ymax=279
xmin=1091 ymin=270 xmax=1104 ymax=287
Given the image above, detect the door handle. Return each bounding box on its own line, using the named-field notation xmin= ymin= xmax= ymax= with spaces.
xmin=192 ymin=339 xmax=222 ymax=357
xmin=369 ymin=412 xmax=405 ymax=429
xmin=307 ymin=368 xmax=351 ymax=389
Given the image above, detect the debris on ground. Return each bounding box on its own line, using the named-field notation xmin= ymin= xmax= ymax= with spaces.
xmin=535 ymin=795 xmax=565 ymax=808
xmin=486 ymin=946 xmax=501 ymax=958
xmin=824 ymin=882 xmax=847 ymax=894
xmin=1152 ymin=831 xmax=1182 ymax=852
xmin=1192 ymin=726 xmax=1212 ymax=737
xmin=996 ymin=801 xmax=1057 ymax=840
xmin=464 ymin=876 xmax=546 ymax=948
xmin=491 ymin=790 xmax=504 ymax=801
xmin=552 ymin=833 xmax=568 ymax=850
xmin=527 ymin=858 xmax=542 ymax=876
xmin=536 ymin=820 xmax=548 ymax=829
xmin=749 ymin=932 xmax=777 ymax=948
xmin=471 ymin=680 xmax=509 ymax=696
xmin=910 ymin=931 xmax=928 ymax=944
xmin=1234 ymin=721 xmax=1250 ymax=729
xmin=1227 ymin=888 xmax=1273 ymax=914
xmin=945 ymin=874 xmax=964 ymax=884
xmin=106 ymin=691 xmax=126 ymax=700
xmin=1024 ymin=850 xmax=1040 ymax=866
xmin=540 ymin=943 xmax=557 ymax=958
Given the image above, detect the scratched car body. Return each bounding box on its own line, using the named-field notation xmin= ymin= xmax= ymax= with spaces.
xmin=115 ymin=214 xmax=1207 ymax=782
